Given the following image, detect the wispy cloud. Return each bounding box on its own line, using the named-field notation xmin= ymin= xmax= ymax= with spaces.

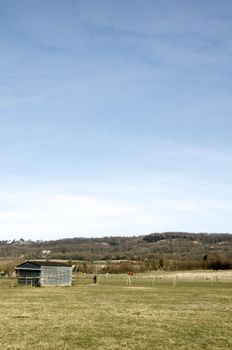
xmin=0 ymin=179 xmax=232 ymax=239
xmin=0 ymin=189 xmax=141 ymax=238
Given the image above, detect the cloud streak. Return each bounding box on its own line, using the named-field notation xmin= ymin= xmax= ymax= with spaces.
xmin=0 ymin=179 xmax=232 ymax=240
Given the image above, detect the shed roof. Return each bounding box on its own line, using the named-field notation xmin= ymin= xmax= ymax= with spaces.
xmin=16 ymin=260 xmax=70 ymax=268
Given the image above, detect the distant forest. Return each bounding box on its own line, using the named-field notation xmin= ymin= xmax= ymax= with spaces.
xmin=1 ymin=232 xmax=232 ymax=273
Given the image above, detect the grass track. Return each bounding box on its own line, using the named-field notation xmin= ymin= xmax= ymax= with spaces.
xmin=0 ymin=273 xmax=231 ymax=349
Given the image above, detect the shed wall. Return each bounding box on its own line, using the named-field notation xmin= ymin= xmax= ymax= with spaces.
xmin=17 ymin=269 xmax=41 ymax=286
xmin=40 ymin=266 xmax=72 ymax=286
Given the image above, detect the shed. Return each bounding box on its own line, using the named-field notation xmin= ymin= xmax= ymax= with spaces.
xmin=15 ymin=260 xmax=72 ymax=287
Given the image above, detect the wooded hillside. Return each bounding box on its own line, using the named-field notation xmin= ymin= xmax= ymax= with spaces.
xmin=1 ymin=232 xmax=232 ymax=271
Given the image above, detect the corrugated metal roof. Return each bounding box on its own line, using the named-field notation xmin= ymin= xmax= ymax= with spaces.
xmin=16 ymin=260 xmax=70 ymax=268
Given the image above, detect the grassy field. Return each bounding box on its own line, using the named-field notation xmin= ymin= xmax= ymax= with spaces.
xmin=0 ymin=272 xmax=231 ymax=350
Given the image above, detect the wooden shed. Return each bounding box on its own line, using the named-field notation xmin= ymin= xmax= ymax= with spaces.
xmin=15 ymin=261 xmax=72 ymax=287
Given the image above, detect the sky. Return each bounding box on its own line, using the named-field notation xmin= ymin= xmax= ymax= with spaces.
xmin=1 ymin=0 xmax=232 ymax=240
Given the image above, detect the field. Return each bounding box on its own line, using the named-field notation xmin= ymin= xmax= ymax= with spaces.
xmin=0 ymin=271 xmax=232 ymax=350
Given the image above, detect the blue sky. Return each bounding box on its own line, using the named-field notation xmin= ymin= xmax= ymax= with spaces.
xmin=1 ymin=0 xmax=232 ymax=240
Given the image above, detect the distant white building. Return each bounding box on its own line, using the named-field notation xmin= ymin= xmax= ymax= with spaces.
xmin=42 ymin=250 xmax=51 ymax=255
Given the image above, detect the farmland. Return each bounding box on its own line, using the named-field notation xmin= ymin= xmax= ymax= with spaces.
xmin=0 ymin=271 xmax=231 ymax=350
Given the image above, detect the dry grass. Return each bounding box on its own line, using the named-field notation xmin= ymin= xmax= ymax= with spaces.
xmin=0 ymin=272 xmax=231 ymax=349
